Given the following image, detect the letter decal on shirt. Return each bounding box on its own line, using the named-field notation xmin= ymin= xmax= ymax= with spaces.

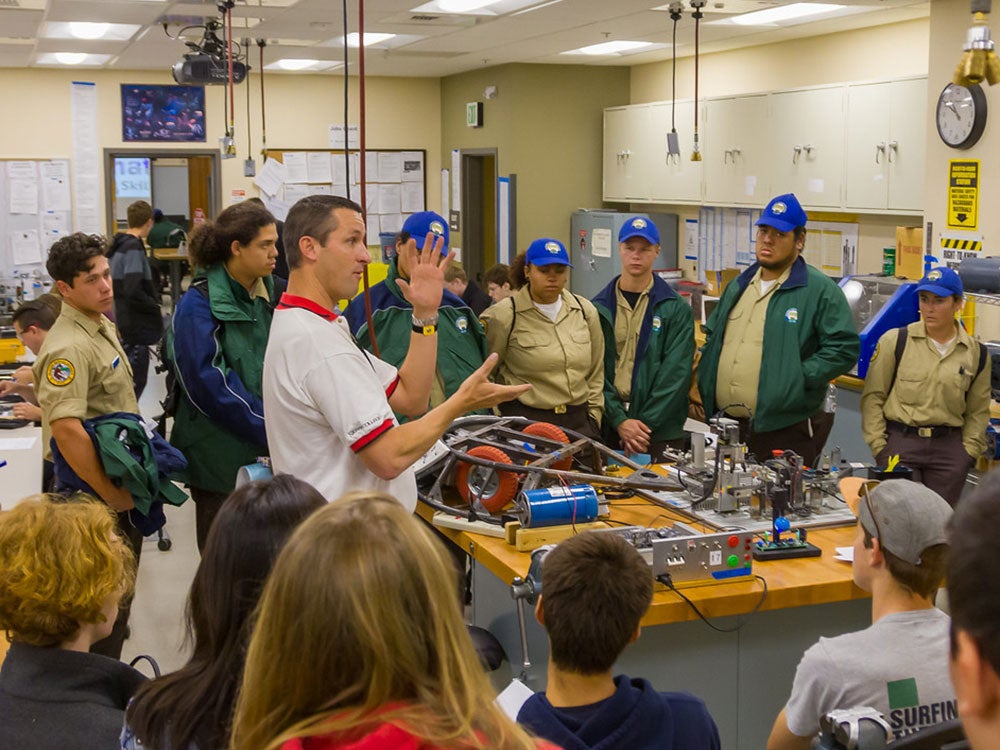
xmin=46 ymin=359 xmax=76 ymax=387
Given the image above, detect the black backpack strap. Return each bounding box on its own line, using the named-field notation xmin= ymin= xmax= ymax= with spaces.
xmin=504 ymin=296 xmax=517 ymax=351
xmin=889 ymin=327 xmax=908 ymax=396
xmin=977 ymin=342 xmax=988 ymax=379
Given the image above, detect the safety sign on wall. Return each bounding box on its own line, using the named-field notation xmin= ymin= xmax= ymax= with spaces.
xmin=947 ymin=160 xmax=979 ymax=231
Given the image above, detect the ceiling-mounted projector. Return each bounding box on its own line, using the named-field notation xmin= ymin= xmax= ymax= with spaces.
xmin=173 ymin=53 xmax=247 ymax=85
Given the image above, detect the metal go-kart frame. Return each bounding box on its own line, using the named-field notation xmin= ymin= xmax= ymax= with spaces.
xmin=416 ymin=415 xmax=684 ymax=524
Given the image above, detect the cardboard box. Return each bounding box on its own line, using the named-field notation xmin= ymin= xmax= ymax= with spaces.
xmin=895 ymin=226 xmax=924 ymax=280
xmin=703 ymin=268 xmax=740 ymax=297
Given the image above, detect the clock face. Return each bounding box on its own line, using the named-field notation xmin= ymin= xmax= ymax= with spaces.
xmin=936 ymin=82 xmax=987 ymax=149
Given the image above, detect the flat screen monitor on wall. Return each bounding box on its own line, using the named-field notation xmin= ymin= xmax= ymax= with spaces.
xmin=121 ymin=84 xmax=206 ymax=142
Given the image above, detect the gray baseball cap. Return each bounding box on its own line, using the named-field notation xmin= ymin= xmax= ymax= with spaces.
xmin=839 ymin=478 xmax=952 ymax=566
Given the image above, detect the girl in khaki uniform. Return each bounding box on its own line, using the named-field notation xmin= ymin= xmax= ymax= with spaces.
xmin=860 ymin=266 xmax=990 ymax=506
xmin=479 ymin=238 xmax=604 ymax=439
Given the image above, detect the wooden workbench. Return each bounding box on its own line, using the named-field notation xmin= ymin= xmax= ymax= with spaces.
xmin=418 ymin=495 xmax=870 ymax=750
xmin=418 ymin=498 xmax=866 ymax=627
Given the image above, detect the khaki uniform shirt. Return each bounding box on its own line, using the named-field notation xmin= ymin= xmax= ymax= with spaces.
xmin=33 ymin=304 xmax=139 ymax=460
xmin=715 ymin=265 xmax=792 ymax=417
xmin=860 ymin=320 xmax=990 ymax=458
xmin=480 ymin=285 xmax=604 ymax=424
xmin=613 ymin=279 xmax=652 ymax=402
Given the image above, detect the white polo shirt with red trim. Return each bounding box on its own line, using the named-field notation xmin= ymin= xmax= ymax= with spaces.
xmin=262 ymin=294 xmax=416 ymax=511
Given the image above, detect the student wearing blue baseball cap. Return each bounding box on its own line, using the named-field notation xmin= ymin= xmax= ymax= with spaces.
xmin=343 ymin=210 xmax=488 ymax=414
xmin=480 ymin=237 xmax=605 ymax=439
xmin=697 ymin=193 xmax=859 ymax=466
xmin=860 ymin=265 xmax=990 ymax=505
xmin=591 ymin=216 xmax=695 ymax=459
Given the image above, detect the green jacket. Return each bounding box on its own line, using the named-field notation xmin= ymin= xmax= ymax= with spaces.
xmin=592 ymin=275 xmax=695 ymax=442
xmin=170 ymin=265 xmax=276 ymax=493
xmin=697 ymin=257 xmax=859 ymax=432
xmin=342 ymin=259 xmax=487 ymax=412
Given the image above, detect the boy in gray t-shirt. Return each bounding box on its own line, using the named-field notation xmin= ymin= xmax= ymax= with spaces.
xmin=767 ymin=479 xmax=956 ymax=749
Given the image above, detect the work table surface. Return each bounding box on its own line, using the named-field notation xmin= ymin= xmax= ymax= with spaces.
xmin=417 ymin=499 xmax=868 ymax=627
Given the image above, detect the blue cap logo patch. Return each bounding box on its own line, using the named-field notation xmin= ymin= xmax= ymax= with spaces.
xmin=785 ymin=307 xmax=799 ymax=323
xmin=772 ymin=202 xmax=787 ymax=215
xmin=545 ymin=241 xmax=561 ymax=254
xmin=632 ymin=218 xmax=647 ymax=229
xmin=456 ymin=316 xmax=468 ymax=333
xmin=928 ymin=269 xmax=942 ymax=281
xmin=652 ymin=316 xmax=662 ymax=332
xmin=429 ymin=221 xmax=445 ymax=236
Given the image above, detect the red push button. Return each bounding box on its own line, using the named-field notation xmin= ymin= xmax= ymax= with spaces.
xmin=728 ymin=535 xmax=739 ymax=548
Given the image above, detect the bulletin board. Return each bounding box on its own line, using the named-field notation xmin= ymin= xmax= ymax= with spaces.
xmin=0 ymin=159 xmax=74 ymax=278
xmin=255 ymin=149 xmax=426 ymax=244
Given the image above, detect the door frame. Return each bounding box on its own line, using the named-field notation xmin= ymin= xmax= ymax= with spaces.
xmin=459 ymin=147 xmax=499 ymax=281
xmin=103 ymin=148 xmax=222 ymax=235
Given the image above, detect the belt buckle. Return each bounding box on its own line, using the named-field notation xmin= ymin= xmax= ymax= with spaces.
xmin=918 ymin=427 xmax=933 ymax=438
xmin=554 ymin=404 xmax=567 ymax=415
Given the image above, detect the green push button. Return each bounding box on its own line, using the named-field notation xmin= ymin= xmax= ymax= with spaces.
xmin=727 ymin=554 xmax=740 ymax=568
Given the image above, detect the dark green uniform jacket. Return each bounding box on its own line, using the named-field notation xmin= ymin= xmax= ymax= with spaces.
xmin=593 ymin=275 xmax=695 ymax=442
xmin=342 ymin=258 xmax=487 ymax=411
xmin=170 ymin=265 xmax=276 ymax=493
xmin=697 ymin=257 xmax=859 ymax=432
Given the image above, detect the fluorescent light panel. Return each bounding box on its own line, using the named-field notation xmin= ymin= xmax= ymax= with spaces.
xmin=264 ymin=58 xmax=341 ymax=71
xmin=36 ymin=52 xmax=112 ymax=66
xmin=728 ymin=3 xmax=845 ymax=26
xmin=562 ymin=40 xmax=653 ymax=56
xmin=344 ymin=32 xmax=396 ymax=47
xmin=43 ymin=21 xmax=141 ymax=41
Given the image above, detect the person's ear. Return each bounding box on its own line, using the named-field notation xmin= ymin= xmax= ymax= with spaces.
xmin=796 ymin=230 xmax=807 ymax=251
xmin=628 ymin=625 xmax=641 ymax=644
xmin=869 ymin=536 xmax=886 ymax=568
xmin=230 ymin=239 xmax=243 ymax=258
xmin=952 ymin=629 xmax=1000 ymax=718
xmin=534 ymin=597 xmax=544 ymax=626
xmin=298 ymin=236 xmax=319 ymax=263
xmin=55 ymin=279 xmax=72 ymax=297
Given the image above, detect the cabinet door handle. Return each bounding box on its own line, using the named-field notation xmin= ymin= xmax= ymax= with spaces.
xmin=888 ymin=141 xmax=898 ymax=163
xmin=875 ymin=142 xmax=886 ymax=164
xmin=793 ymin=145 xmax=802 ymax=164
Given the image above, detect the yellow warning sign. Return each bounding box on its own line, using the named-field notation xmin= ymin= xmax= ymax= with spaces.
xmin=947 ymin=160 xmax=979 ymax=230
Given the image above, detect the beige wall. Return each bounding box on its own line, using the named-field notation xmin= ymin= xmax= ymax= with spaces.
xmin=925 ymin=0 xmax=1000 ymax=340
xmin=631 ymin=18 xmax=930 ymax=103
xmin=440 ymin=63 xmax=630 ymax=255
xmin=0 ymin=67 xmax=441 ymax=235
xmin=628 ymin=18 xmax=930 ymax=278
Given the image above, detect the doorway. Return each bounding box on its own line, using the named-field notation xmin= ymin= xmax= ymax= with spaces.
xmin=460 ymin=149 xmax=497 ymax=283
xmin=104 ymin=148 xmax=221 ymax=236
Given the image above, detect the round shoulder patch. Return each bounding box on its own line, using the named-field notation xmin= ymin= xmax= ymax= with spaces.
xmin=46 ymin=358 xmax=76 ymax=387
xmin=871 ymin=341 xmax=880 ymax=362
xmin=480 ymin=317 xmax=489 ymax=335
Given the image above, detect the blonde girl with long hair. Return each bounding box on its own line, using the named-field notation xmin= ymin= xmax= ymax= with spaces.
xmin=231 ymin=491 xmax=557 ymax=750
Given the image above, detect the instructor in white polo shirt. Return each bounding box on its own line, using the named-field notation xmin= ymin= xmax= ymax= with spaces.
xmin=262 ymin=195 xmax=529 ymax=509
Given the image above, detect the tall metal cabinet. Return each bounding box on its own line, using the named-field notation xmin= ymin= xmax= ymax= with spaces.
xmin=569 ymin=210 xmax=679 ymax=299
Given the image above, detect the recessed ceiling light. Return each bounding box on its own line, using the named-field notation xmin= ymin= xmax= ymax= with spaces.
xmin=54 ymin=52 xmax=87 ymax=65
xmin=728 ymin=3 xmax=845 ymax=26
xmin=344 ymin=32 xmax=396 ymax=47
xmin=438 ymin=0 xmax=496 ymax=11
xmin=36 ymin=52 xmax=112 ymax=66
xmin=264 ymin=58 xmax=341 ymax=71
xmin=562 ymin=41 xmax=653 ymax=56
xmin=69 ymin=22 xmax=109 ymax=39
xmin=43 ymin=21 xmax=141 ymax=41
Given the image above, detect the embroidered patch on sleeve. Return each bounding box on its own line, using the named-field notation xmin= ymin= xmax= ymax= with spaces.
xmin=46 ymin=359 xmax=76 ymax=387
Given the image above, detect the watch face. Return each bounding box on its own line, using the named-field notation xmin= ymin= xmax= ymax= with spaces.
xmin=936 ymin=82 xmax=987 ymax=149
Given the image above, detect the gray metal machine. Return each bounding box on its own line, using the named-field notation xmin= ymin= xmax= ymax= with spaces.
xmin=569 ymin=209 xmax=679 ymax=299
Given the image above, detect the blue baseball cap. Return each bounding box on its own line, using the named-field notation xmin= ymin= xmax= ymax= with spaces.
xmin=917 ymin=266 xmax=963 ymax=297
xmin=619 ymin=216 xmax=660 ymax=245
xmin=401 ymin=211 xmax=449 ymax=250
xmin=756 ymin=193 xmax=808 ymax=233
xmin=525 ymin=238 xmax=573 ymax=268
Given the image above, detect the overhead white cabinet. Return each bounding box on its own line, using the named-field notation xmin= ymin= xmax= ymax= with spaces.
xmin=646 ymin=101 xmax=703 ymax=203
xmin=844 ymin=78 xmax=927 ymax=212
xmin=702 ymin=95 xmax=769 ymax=206
xmin=604 ymin=106 xmax=650 ymax=202
xmin=768 ymin=87 xmax=845 ymax=208
xmin=603 ymin=77 xmax=926 ymax=216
